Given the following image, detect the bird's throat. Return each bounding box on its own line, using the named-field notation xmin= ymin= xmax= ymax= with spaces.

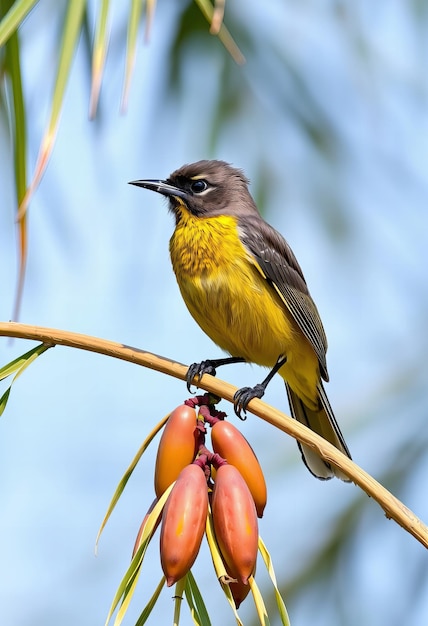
xmin=169 ymin=212 xmax=242 ymax=278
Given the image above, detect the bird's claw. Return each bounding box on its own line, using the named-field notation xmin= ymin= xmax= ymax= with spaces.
xmin=233 ymin=383 xmax=266 ymax=420
xmin=186 ymin=360 xmax=218 ymax=392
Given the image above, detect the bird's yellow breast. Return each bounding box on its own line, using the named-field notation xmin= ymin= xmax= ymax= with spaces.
xmin=170 ymin=212 xmax=242 ymax=278
xmin=169 ymin=209 xmax=319 ymax=403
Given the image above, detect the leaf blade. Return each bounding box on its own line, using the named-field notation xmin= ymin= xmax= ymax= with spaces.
xmin=120 ymin=0 xmax=144 ymax=112
xmin=0 ymin=0 xmax=38 ymax=47
xmin=0 ymin=343 xmax=51 ymax=416
xmin=0 ymin=343 xmax=51 ymax=381
xmin=185 ymin=571 xmax=212 ymax=626
xmin=89 ymin=0 xmax=110 ymax=118
xmin=18 ymin=0 xmax=86 ymax=219
xmin=134 ymin=576 xmax=166 ymax=626
xmin=104 ymin=487 xmax=172 ymax=626
xmin=258 ymin=537 xmax=290 ymax=626
xmin=95 ymin=411 xmax=170 ymax=548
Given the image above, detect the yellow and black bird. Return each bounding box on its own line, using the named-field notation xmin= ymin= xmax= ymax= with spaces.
xmin=130 ymin=160 xmax=351 ymax=480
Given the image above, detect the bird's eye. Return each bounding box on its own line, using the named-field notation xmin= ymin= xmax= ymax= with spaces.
xmin=190 ymin=180 xmax=208 ymax=193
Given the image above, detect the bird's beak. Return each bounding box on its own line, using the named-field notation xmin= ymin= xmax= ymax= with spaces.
xmin=128 ymin=179 xmax=188 ymax=200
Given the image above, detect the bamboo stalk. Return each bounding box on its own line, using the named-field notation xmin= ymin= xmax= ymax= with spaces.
xmin=0 ymin=321 xmax=427 ymax=549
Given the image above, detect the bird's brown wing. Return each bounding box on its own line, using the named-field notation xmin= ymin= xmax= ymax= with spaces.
xmin=238 ymin=215 xmax=329 ymax=381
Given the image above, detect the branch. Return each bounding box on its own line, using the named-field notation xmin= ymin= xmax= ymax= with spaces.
xmin=1 ymin=321 xmax=427 ymax=549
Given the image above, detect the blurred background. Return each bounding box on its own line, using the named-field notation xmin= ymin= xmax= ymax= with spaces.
xmin=1 ymin=1 xmax=428 ymax=625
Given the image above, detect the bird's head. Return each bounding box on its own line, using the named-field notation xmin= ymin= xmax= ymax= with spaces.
xmin=129 ymin=160 xmax=258 ymax=223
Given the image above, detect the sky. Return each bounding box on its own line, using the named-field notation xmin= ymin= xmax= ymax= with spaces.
xmin=1 ymin=1 xmax=428 ymax=625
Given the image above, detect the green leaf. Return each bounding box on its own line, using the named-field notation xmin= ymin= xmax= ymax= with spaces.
xmin=0 ymin=343 xmax=51 ymax=416
xmin=105 ymin=536 xmax=149 ymax=625
xmin=104 ymin=486 xmax=172 ymax=626
xmin=0 ymin=0 xmax=38 ymax=47
xmin=205 ymin=505 xmax=228 ymax=581
xmin=134 ymin=576 xmax=165 ymax=626
xmin=0 ymin=387 xmax=11 ymax=417
xmin=0 ymin=343 xmax=47 ymax=381
xmin=185 ymin=571 xmax=212 ymax=626
xmin=173 ymin=577 xmax=186 ymax=626
xmin=205 ymin=509 xmax=244 ymax=625
xmin=120 ymin=0 xmax=144 ymax=112
xmin=89 ymin=0 xmax=110 ymax=118
xmin=3 ymin=15 xmax=26 ymax=197
xmin=95 ymin=411 xmax=170 ymax=548
xmin=47 ymin=0 xmax=87 ymax=143
xmin=258 ymin=537 xmax=290 ymax=626
xmin=193 ymin=0 xmax=245 ymax=64
xmin=143 ymin=0 xmax=157 ymax=43
xmin=18 ymin=0 xmax=86 ymax=219
xmin=3 ymin=14 xmax=28 ymax=320
xmin=248 ymin=575 xmax=270 ymax=626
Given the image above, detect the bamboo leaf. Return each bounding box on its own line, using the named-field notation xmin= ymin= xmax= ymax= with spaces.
xmin=113 ymin=570 xmax=141 ymax=626
xmin=10 ymin=342 xmax=51 ymax=380
xmin=3 ymin=15 xmax=28 ymax=320
xmin=144 ymin=0 xmax=156 ymax=43
xmin=0 ymin=0 xmax=38 ymax=47
xmin=120 ymin=0 xmax=144 ymax=113
xmin=205 ymin=506 xmax=228 ymax=581
xmin=95 ymin=411 xmax=169 ymax=548
xmin=258 ymin=537 xmax=290 ymax=626
xmin=0 ymin=388 xmax=11 ymax=417
xmin=106 ymin=538 xmax=149 ymax=626
xmin=134 ymin=576 xmax=165 ymax=626
xmin=17 ymin=0 xmax=86 ymax=220
xmin=0 ymin=343 xmax=51 ymax=416
xmin=209 ymin=0 xmax=225 ymax=35
xmin=183 ymin=579 xmax=201 ymax=626
xmin=0 ymin=343 xmax=47 ymax=381
xmin=89 ymin=0 xmax=110 ymax=118
xmin=205 ymin=508 xmax=243 ymax=626
xmin=248 ymin=576 xmax=270 ymax=626
xmin=185 ymin=571 xmax=212 ymax=626
xmin=173 ymin=577 xmax=186 ymax=626
xmin=104 ymin=487 xmax=172 ymax=626
xmin=193 ymin=0 xmax=245 ymax=64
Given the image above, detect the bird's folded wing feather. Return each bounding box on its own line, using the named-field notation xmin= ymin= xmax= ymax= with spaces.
xmin=238 ymin=216 xmax=329 ymax=381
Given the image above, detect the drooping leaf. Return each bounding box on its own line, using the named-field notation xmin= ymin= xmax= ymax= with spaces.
xmin=0 ymin=343 xmax=52 ymax=416
xmin=205 ymin=505 xmax=228 ymax=582
xmin=95 ymin=411 xmax=169 ymax=548
xmin=0 ymin=0 xmax=38 ymax=47
xmin=104 ymin=487 xmax=172 ymax=626
xmin=143 ymin=0 xmax=157 ymax=43
xmin=17 ymin=0 xmax=86 ymax=220
xmin=248 ymin=575 xmax=270 ymax=626
xmin=0 ymin=388 xmax=11 ymax=417
xmin=205 ymin=507 xmax=243 ymax=626
xmin=134 ymin=576 xmax=165 ymax=626
xmin=173 ymin=577 xmax=186 ymax=626
xmin=3 ymin=14 xmax=28 ymax=321
xmin=258 ymin=537 xmax=290 ymax=626
xmin=0 ymin=343 xmax=49 ymax=381
xmin=120 ymin=0 xmax=144 ymax=113
xmin=193 ymin=0 xmax=244 ymax=64
xmin=185 ymin=571 xmax=212 ymax=626
xmin=89 ymin=0 xmax=110 ymax=118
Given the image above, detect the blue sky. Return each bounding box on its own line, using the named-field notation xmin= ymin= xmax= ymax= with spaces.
xmin=1 ymin=2 xmax=428 ymax=625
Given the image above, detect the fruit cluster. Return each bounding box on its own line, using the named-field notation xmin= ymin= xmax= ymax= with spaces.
xmin=134 ymin=395 xmax=267 ymax=609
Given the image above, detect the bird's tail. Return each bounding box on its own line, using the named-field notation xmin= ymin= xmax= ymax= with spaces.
xmin=285 ymin=381 xmax=351 ymax=481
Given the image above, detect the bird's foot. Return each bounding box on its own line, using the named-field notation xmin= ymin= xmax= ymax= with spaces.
xmin=186 ymin=360 xmax=218 ymax=392
xmin=233 ymin=384 xmax=266 ymax=420
xmin=186 ymin=356 xmax=246 ymax=392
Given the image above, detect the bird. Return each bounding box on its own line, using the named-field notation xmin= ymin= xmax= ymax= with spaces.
xmin=130 ymin=160 xmax=351 ymax=480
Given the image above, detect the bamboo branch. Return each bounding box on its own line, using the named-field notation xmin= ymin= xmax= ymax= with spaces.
xmin=0 ymin=321 xmax=427 ymax=549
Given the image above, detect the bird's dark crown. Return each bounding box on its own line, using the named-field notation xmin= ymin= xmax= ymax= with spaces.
xmin=166 ymin=160 xmax=258 ymax=219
